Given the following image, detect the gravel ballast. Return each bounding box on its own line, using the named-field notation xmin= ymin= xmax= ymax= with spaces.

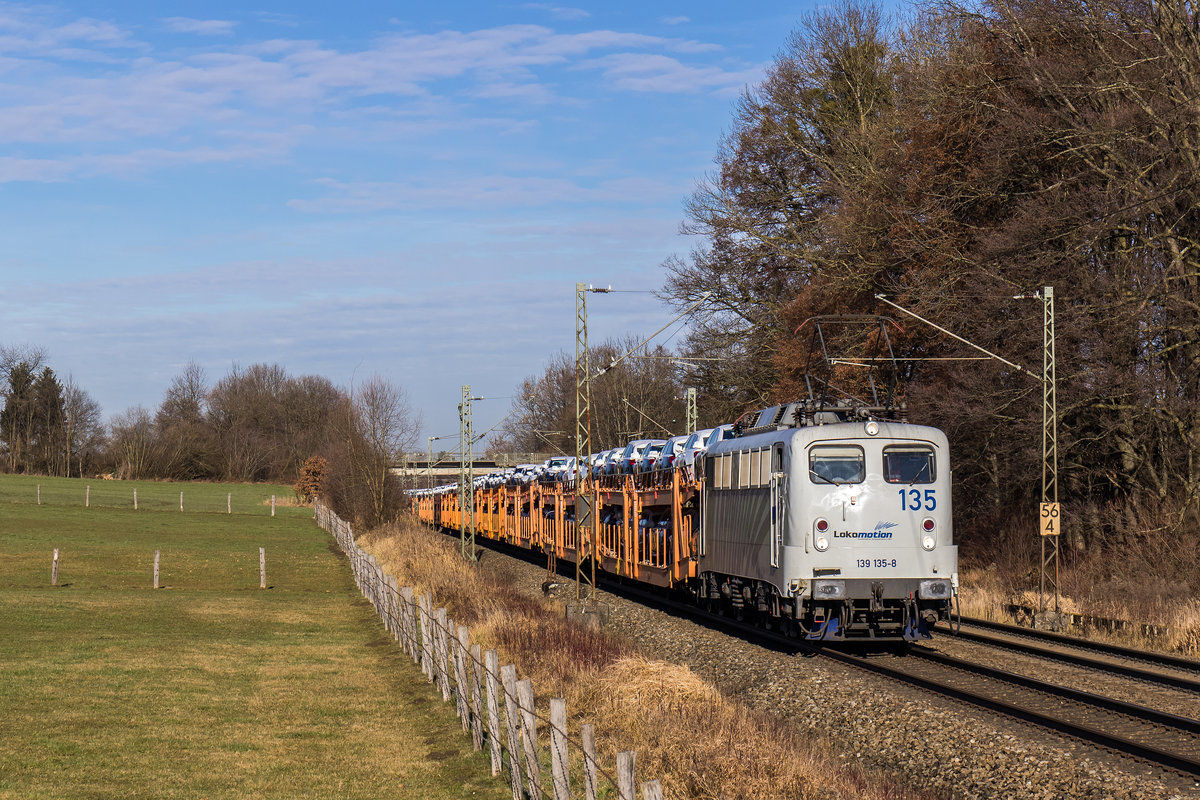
xmin=480 ymin=545 xmax=1200 ymax=800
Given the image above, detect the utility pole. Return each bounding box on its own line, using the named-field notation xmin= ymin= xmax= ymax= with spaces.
xmin=458 ymin=386 xmax=479 ymax=562
xmin=685 ymin=387 xmax=697 ymax=434
xmin=876 ymin=291 xmax=1060 ymax=619
xmin=575 ymin=283 xmax=611 ymax=599
xmin=1039 ymin=288 xmax=1059 ymax=614
xmin=572 ymin=284 xmax=711 ymax=599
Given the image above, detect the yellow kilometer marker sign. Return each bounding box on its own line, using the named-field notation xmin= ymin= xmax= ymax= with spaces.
xmin=1040 ymin=502 xmax=1061 ymax=536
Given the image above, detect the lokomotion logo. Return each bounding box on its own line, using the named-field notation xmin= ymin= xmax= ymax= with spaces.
xmin=833 ymin=521 xmax=897 ymax=540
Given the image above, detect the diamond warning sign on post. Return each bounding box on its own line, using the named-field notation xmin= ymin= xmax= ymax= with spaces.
xmin=1040 ymin=502 xmax=1060 ymax=536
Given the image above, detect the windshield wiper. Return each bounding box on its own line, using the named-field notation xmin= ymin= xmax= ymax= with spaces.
xmin=908 ymin=461 xmax=932 ymax=486
xmin=810 ymin=470 xmax=841 ymax=486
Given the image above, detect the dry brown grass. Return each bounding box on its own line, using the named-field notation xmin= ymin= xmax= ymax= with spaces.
xmin=957 ymin=563 xmax=1200 ymax=657
xmin=362 ymin=519 xmax=936 ymax=800
xmin=969 ymin=499 xmax=1200 ymax=657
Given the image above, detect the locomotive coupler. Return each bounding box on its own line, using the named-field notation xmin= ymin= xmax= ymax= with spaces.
xmin=902 ymin=597 xmax=932 ymax=641
xmin=869 ymin=581 xmax=884 ymax=614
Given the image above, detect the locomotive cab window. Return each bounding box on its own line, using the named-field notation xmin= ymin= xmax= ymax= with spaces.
xmin=883 ymin=445 xmax=936 ymax=484
xmin=809 ymin=445 xmax=865 ymax=485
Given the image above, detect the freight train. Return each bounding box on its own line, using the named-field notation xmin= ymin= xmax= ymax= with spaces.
xmin=412 ymin=399 xmax=958 ymax=641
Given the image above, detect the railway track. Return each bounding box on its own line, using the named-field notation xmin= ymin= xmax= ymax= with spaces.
xmin=468 ymin=535 xmax=1200 ymax=780
xmin=601 ymin=581 xmax=1200 ymax=779
xmin=845 ymin=646 xmax=1200 ymax=778
xmin=947 ymin=615 xmax=1200 ymax=690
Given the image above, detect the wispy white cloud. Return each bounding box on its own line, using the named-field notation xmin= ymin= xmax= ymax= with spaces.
xmin=287 ymin=173 xmax=684 ymax=214
xmin=161 ymin=17 xmax=238 ymax=36
xmin=584 ymin=52 xmax=760 ymax=94
xmin=660 ymin=16 xmax=690 ymax=25
xmin=0 ymin=7 xmax=752 ymax=152
xmin=0 ymin=156 xmax=73 ymax=182
xmin=252 ymin=11 xmax=301 ymax=28
xmin=0 ymin=12 xmax=142 ymax=59
xmin=520 ymin=4 xmax=592 ymax=21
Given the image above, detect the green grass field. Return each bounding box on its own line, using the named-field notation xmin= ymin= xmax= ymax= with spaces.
xmin=0 ymin=476 xmax=507 ymax=799
xmin=0 ymin=473 xmax=312 ymax=517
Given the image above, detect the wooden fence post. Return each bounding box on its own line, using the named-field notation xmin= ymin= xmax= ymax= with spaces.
xmin=516 ymin=678 xmax=543 ymax=799
xmin=419 ymin=595 xmax=433 ymax=682
xmin=617 ymin=751 xmax=636 ymax=800
xmin=406 ymin=588 xmax=419 ymax=659
xmin=398 ymin=588 xmax=408 ymax=655
xmin=582 ymin=723 xmax=599 ymax=800
xmin=259 ymin=547 xmax=266 ymax=589
xmin=37 ymin=484 xmax=41 ymax=505
xmin=153 ymin=549 xmax=161 ymax=589
xmin=469 ymin=643 xmax=484 ymax=752
xmin=455 ymin=625 xmax=471 ymax=730
xmin=133 ymin=489 xmax=137 ymax=510
xmin=499 ymin=664 xmax=526 ymax=800
xmin=385 ymin=576 xmax=398 ymax=640
xmin=550 ymin=697 xmax=570 ymax=800
xmin=368 ymin=558 xmax=379 ymax=610
xmin=308 ymin=502 xmax=673 ymax=799
xmin=51 ymin=549 xmax=59 ymax=586
xmin=271 ymin=495 xmax=276 ymax=517
xmin=400 ymin=587 xmax=416 ymax=658
xmin=85 ymin=485 xmax=89 ymax=508
xmin=485 ymin=650 xmax=503 ymax=777
xmin=228 ymin=493 xmax=232 ymax=514
xmin=179 ymin=491 xmax=183 ymax=512
xmin=434 ymin=607 xmax=451 ymax=701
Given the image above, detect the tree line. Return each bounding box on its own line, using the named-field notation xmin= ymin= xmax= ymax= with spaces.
xmin=0 ymin=347 xmax=417 ymax=528
xmin=502 ymin=0 xmax=1200 ymax=582
xmin=492 ymin=337 xmax=689 ymax=455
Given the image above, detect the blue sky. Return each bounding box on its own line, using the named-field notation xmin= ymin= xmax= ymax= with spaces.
xmin=1 ymin=1 xmax=815 ymax=444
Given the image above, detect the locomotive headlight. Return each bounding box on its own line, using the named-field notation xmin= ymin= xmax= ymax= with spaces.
xmin=813 ymin=518 xmax=830 ymax=551
xmin=921 ymin=518 xmax=936 ymax=550
xmin=865 ymin=420 xmax=880 ymax=436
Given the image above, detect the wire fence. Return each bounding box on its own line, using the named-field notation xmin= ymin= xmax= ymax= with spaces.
xmin=0 ymin=477 xmax=294 ymax=516
xmin=315 ymin=500 xmax=666 ymax=800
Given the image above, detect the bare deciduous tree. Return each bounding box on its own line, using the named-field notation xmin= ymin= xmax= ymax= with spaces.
xmin=328 ymin=376 xmax=419 ymax=528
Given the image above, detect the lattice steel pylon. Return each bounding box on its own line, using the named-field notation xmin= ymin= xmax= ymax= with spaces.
xmin=685 ymin=387 xmax=697 ymax=434
xmin=458 ymin=385 xmax=477 ymax=561
xmin=1040 ymin=287 xmax=1059 ymax=613
xmin=574 ymin=283 xmax=598 ymax=600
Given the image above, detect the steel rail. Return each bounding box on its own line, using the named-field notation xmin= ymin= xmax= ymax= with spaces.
xmin=602 ymin=581 xmax=1200 ymax=779
xmin=954 ymin=615 xmax=1200 ymax=674
xmin=945 ymin=621 xmax=1200 ymax=693
xmin=821 ymin=647 xmax=1200 ymax=779
xmin=907 ymin=646 xmax=1200 ymax=734
xmin=447 ymin=533 xmax=1200 ymax=778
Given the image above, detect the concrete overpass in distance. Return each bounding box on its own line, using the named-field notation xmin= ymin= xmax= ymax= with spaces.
xmin=390 ymin=453 xmax=554 ymax=488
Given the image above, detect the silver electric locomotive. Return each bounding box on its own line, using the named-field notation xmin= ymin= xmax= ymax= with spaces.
xmin=696 ymin=402 xmax=957 ymax=640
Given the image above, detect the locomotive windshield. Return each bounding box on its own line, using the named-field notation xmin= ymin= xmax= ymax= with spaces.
xmin=809 ymin=445 xmax=865 ymax=485
xmin=883 ymin=445 xmax=936 ymax=484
